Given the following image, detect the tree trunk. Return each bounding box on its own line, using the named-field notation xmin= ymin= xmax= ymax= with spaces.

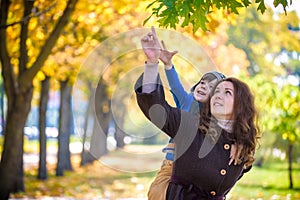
xmin=89 ymin=118 xmax=108 ymax=159
xmin=114 ymin=103 xmax=127 ymax=149
xmin=112 ymin=92 xmax=127 ymax=149
xmin=38 ymin=76 xmax=50 ymax=180
xmin=0 ymin=82 xmax=5 ymax=131
xmin=0 ymin=3 xmax=34 ymax=194
xmin=115 ymin=126 xmax=125 ymax=148
xmin=56 ymin=80 xmax=73 ymax=176
xmin=0 ymin=87 xmax=33 ymax=199
xmin=0 ymin=0 xmax=78 ymax=197
xmin=80 ymin=83 xmax=97 ymax=166
xmin=288 ymin=141 xmax=293 ymax=189
xmin=89 ymin=79 xmax=111 ymax=159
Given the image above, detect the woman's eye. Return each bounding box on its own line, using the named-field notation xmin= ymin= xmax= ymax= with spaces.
xmin=226 ymin=91 xmax=232 ymax=95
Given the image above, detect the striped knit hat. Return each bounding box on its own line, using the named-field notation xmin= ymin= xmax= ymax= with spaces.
xmin=190 ymin=71 xmax=226 ymax=92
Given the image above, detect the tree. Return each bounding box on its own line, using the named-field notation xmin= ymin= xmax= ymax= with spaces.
xmin=273 ymin=83 xmax=300 ymax=189
xmin=56 ymin=79 xmax=73 ymax=176
xmin=37 ymin=76 xmax=50 ymax=180
xmin=245 ymin=73 xmax=300 ymax=189
xmin=145 ymin=0 xmax=293 ymax=32
xmin=0 ymin=0 xmax=78 ymax=198
xmin=227 ymin=7 xmax=300 ymax=75
xmin=65 ymin=0 xmax=156 ymax=165
xmin=228 ymin=7 xmax=300 ymax=188
xmin=80 ymin=82 xmax=98 ymax=166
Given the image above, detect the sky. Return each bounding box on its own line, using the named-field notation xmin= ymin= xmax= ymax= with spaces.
xmin=266 ymin=0 xmax=300 ymax=18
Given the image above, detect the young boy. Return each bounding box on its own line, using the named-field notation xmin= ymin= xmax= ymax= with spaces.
xmin=147 ymin=41 xmax=226 ymax=200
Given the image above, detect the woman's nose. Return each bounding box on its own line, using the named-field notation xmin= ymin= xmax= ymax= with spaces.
xmin=214 ymin=93 xmax=222 ymax=99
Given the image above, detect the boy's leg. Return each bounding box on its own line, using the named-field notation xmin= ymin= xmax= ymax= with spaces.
xmin=147 ymin=160 xmax=173 ymax=200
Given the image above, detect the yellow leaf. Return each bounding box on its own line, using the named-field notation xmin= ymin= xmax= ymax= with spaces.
xmin=28 ymin=18 xmax=38 ymax=31
xmin=283 ymin=100 xmax=290 ymax=110
xmin=289 ymin=134 xmax=295 ymax=142
xmin=77 ymin=15 xmax=85 ymax=22
xmin=282 ymin=133 xmax=288 ymax=140
xmin=36 ymin=31 xmax=45 ymax=40
xmin=36 ymin=71 xmax=46 ymax=81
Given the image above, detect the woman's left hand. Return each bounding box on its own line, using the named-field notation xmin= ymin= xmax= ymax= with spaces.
xmin=141 ymin=26 xmax=161 ymax=64
xmin=229 ymin=144 xmax=243 ymax=165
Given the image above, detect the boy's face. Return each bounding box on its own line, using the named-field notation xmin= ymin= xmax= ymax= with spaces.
xmin=193 ymin=79 xmax=218 ymax=103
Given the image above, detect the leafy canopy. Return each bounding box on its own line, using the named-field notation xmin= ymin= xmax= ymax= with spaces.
xmin=144 ymin=0 xmax=292 ymax=32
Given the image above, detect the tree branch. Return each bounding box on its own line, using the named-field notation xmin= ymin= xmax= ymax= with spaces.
xmin=0 ymin=0 xmax=16 ymax=105
xmin=0 ymin=1 xmax=57 ymax=29
xmin=18 ymin=0 xmax=79 ymax=92
xmin=19 ymin=0 xmax=34 ymax=74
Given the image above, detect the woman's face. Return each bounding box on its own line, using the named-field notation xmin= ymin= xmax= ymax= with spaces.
xmin=210 ymin=81 xmax=234 ymax=120
xmin=193 ymin=79 xmax=218 ymax=103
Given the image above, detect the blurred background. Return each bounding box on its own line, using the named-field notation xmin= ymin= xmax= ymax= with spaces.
xmin=0 ymin=0 xmax=299 ymax=199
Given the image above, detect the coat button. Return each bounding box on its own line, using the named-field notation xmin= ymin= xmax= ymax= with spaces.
xmin=210 ymin=191 xmax=216 ymax=196
xmin=220 ymin=169 xmax=227 ymax=175
xmin=224 ymin=144 xmax=230 ymax=150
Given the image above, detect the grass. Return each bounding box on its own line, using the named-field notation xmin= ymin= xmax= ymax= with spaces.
xmin=3 ymin=140 xmax=300 ymax=199
xmin=11 ymin=151 xmax=158 ymax=199
xmin=228 ymin=162 xmax=300 ymax=200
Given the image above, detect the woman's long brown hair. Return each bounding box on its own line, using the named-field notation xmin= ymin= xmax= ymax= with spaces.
xmin=199 ymin=77 xmax=261 ymax=168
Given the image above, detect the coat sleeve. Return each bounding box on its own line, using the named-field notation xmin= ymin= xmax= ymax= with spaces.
xmin=135 ymin=73 xmax=183 ymax=138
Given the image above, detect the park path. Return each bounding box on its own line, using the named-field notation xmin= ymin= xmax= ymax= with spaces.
xmin=24 ymin=142 xmax=164 ymax=171
xmin=22 ymin=143 xmax=163 ymax=200
xmin=23 ymin=142 xmax=82 ymax=169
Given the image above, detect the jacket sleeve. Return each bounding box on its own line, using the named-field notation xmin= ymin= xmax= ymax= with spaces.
xmin=165 ymin=66 xmax=190 ymax=109
xmin=135 ymin=73 xmax=182 ymax=138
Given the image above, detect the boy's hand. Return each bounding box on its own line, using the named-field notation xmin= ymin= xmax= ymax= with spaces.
xmin=160 ymin=40 xmax=178 ymax=70
xmin=141 ymin=27 xmax=161 ymax=64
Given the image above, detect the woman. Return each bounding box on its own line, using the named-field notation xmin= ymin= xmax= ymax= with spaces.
xmin=148 ymin=40 xmax=230 ymax=200
xmin=135 ymin=27 xmax=260 ymax=199
xmin=148 ymin=69 xmax=227 ymax=200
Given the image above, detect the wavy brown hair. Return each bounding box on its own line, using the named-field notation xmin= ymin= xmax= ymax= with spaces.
xmin=199 ymin=77 xmax=260 ymax=168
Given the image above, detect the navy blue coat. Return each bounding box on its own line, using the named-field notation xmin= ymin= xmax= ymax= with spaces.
xmin=135 ymin=75 xmax=251 ymax=200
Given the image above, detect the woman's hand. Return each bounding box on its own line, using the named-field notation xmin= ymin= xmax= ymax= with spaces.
xmin=229 ymin=144 xmax=243 ymax=165
xmin=141 ymin=27 xmax=161 ymax=64
xmin=160 ymin=40 xmax=178 ymax=70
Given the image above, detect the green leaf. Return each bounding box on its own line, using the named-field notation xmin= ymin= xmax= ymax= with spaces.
xmin=158 ymin=7 xmax=179 ymax=29
xmin=194 ymin=0 xmax=204 ymax=8
xmin=273 ymin=0 xmax=288 ymax=7
xmin=190 ymin=6 xmax=207 ymax=32
xmin=146 ymin=0 xmax=158 ymax=9
xmin=145 ymin=0 xmax=292 ymax=32
xmin=273 ymin=0 xmax=288 ymax=13
xmin=242 ymin=0 xmax=252 ymax=7
xmin=229 ymin=0 xmax=243 ymax=14
xmin=143 ymin=14 xmax=154 ymax=26
xmin=257 ymin=0 xmax=267 ymax=14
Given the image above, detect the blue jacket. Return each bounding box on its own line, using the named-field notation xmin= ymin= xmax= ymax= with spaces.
xmin=164 ymin=66 xmax=203 ymax=160
xmin=165 ymin=66 xmax=197 ymax=112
